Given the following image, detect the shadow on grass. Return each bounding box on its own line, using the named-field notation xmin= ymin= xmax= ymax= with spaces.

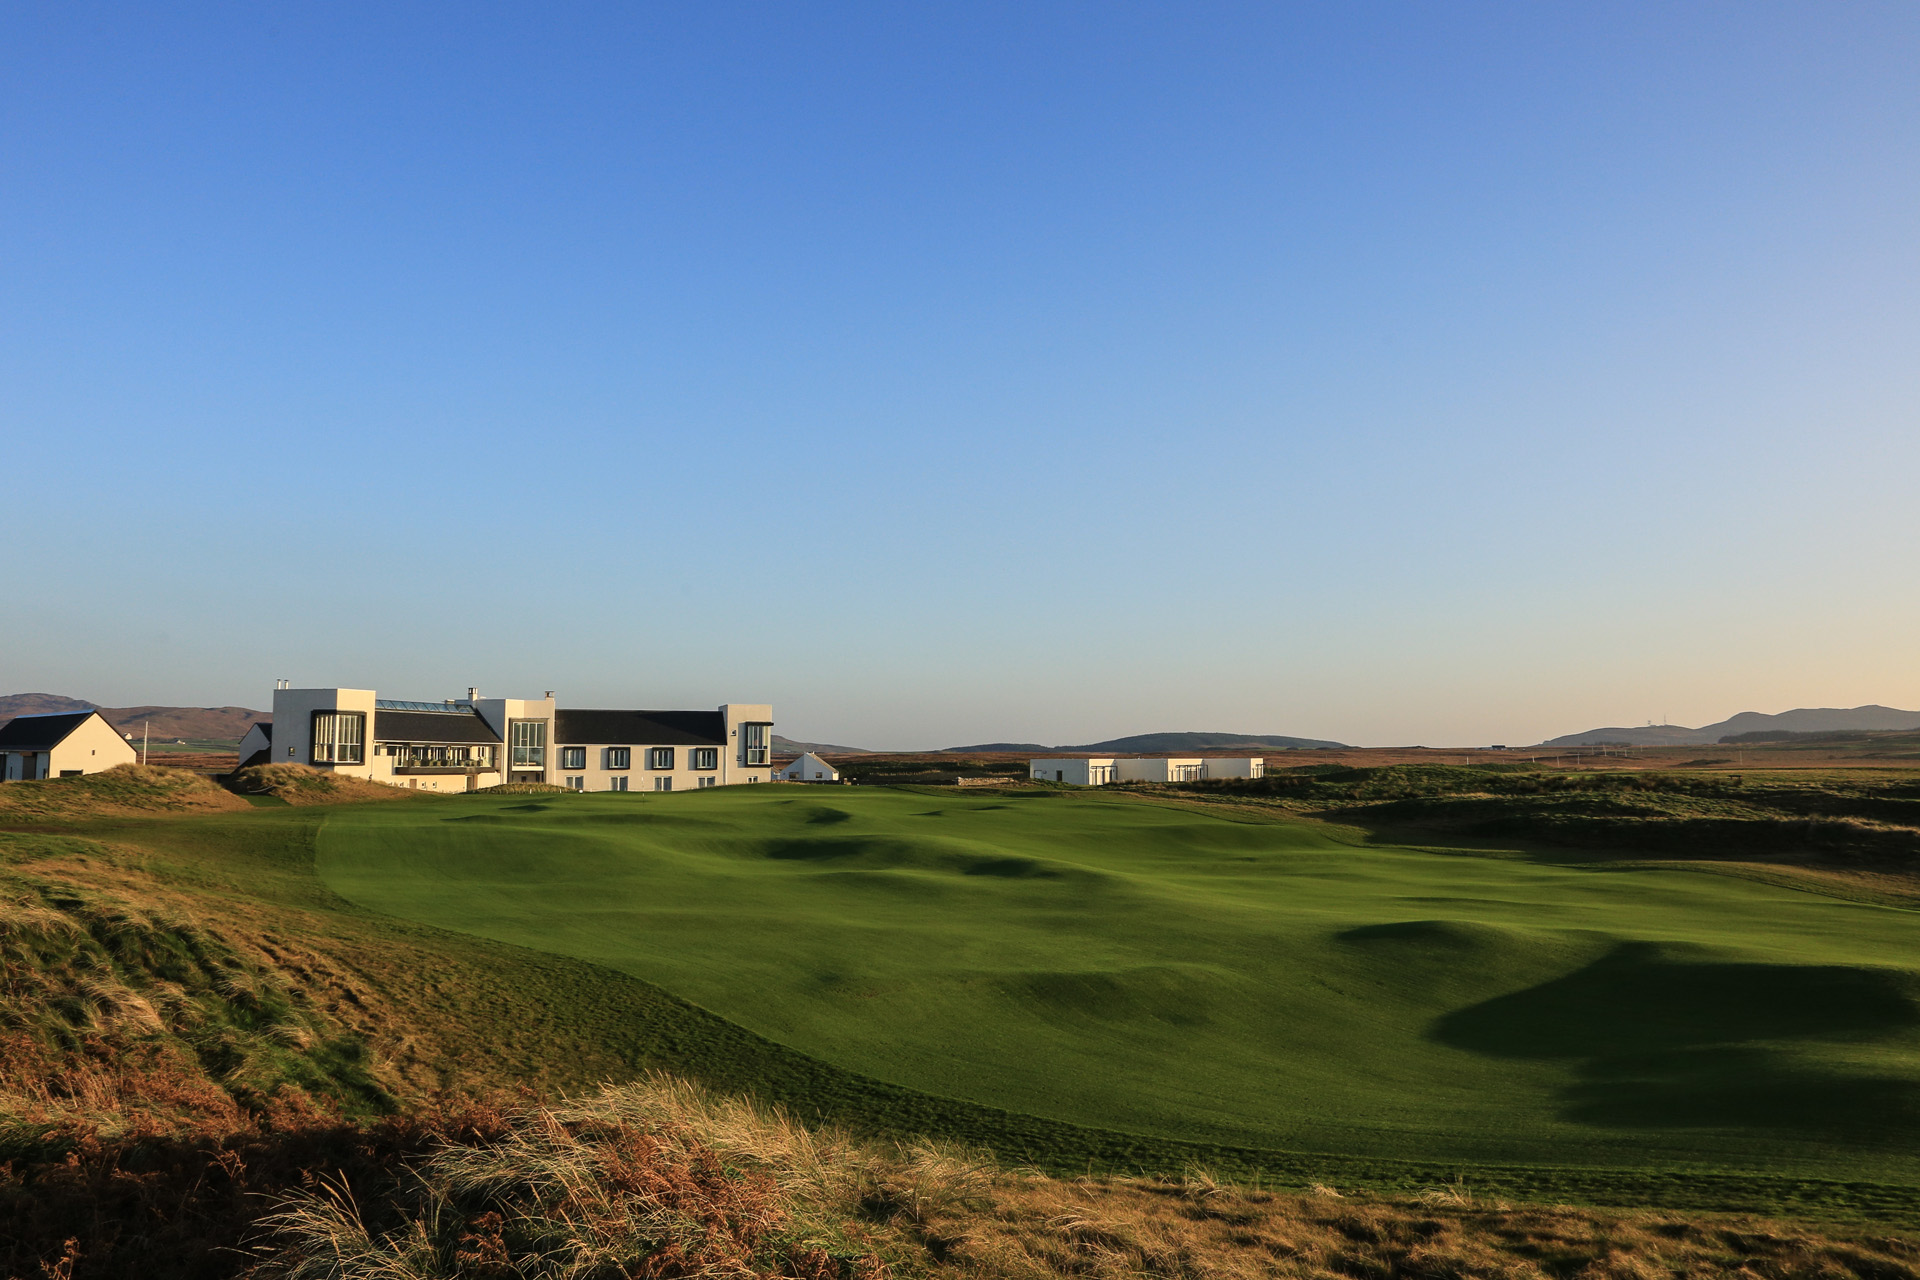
xmin=1434 ymin=943 xmax=1920 ymax=1140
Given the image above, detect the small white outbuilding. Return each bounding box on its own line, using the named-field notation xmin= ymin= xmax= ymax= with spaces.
xmin=776 ymin=752 xmax=842 ymax=783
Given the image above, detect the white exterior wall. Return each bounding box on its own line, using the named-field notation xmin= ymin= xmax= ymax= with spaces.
xmin=49 ymin=714 xmax=139 ymax=776
xmin=776 ymin=752 xmax=840 ymax=782
xmin=553 ymin=741 xmax=729 ymax=793
xmin=1115 ymin=758 xmax=1205 ymax=782
xmin=271 ymin=688 xmax=379 ymax=779
xmin=721 ymin=704 xmax=774 ymax=785
xmin=1029 ymin=758 xmax=1117 ymax=785
xmin=1202 ymin=757 xmax=1265 ymax=780
xmin=473 ymin=696 xmax=557 ymax=785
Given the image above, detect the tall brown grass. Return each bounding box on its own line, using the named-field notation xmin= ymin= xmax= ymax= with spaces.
xmin=226 ymin=763 xmax=414 ymax=805
xmin=242 ymin=1077 xmax=1920 ymax=1280
xmin=6 ymin=1074 xmax=1919 ymax=1280
xmin=0 ymin=763 xmax=249 ymax=818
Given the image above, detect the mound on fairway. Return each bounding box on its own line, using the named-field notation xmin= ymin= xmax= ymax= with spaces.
xmin=316 ymin=787 xmax=1920 ymax=1186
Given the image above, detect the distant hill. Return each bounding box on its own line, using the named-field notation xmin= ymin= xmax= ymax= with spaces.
xmin=1539 ymin=705 xmax=1920 ymax=748
xmin=772 ymin=735 xmax=869 ymax=755
xmin=943 ymin=742 xmax=1052 ymax=753
xmin=945 ymin=731 xmax=1348 ymax=753
xmin=1066 ymin=731 xmax=1348 ymax=752
xmin=0 ymin=693 xmax=266 ymax=746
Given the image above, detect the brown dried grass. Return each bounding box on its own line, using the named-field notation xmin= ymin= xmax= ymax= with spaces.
xmin=0 ymin=763 xmax=250 ymax=819
xmin=226 ymin=763 xmax=415 ymax=805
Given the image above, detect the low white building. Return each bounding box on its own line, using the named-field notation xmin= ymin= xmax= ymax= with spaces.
xmin=1029 ymin=758 xmax=1118 ymax=786
xmin=776 ymin=752 xmax=842 ymax=783
xmin=1202 ymin=757 xmax=1265 ymax=780
xmin=1117 ymin=757 xmax=1204 ymax=783
xmin=1028 ymin=755 xmax=1266 ymax=786
xmin=0 ymin=711 xmax=138 ymax=781
xmin=266 ymin=684 xmax=774 ymax=793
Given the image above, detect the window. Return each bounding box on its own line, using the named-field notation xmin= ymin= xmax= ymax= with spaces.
xmin=610 ymin=776 xmax=629 ymax=791
xmin=311 ymin=711 xmax=366 ymax=764
xmin=606 ymin=747 xmax=631 ymax=770
xmin=697 ymin=776 xmax=717 ymax=788
xmin=691 ymin=747 xmax=717 ymax=771
xmin=510 ymin=721 xmax=547 ymax=767
xmin=566 ymin=776 xmax=585 ymax=790
xmin=654 ymin=776 xmax=673 ymax=791
xmin=742 ymin=723 xmax=769 ymax=766
xmin=560 ymin=746 xmax=586 ymax=770
xmin=648 ymin=747 xmax=675 ymax=770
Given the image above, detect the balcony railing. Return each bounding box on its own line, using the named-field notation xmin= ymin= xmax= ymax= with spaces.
xmin=385 ymin=748 xmax=497 ymax=771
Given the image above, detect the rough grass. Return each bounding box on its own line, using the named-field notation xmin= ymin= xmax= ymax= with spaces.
xmin=0 ymin=763 xmax=250 ymax=818
xmin=0 ymin=835 xmax=394 ymax=1133
xmin=1175 ymin=765 xmax=1920 ymax=867
xmin=227 ymin=763 xmax=415 ymax=806
xmin=18 ymin=1075 xmax=1920 ymax=1280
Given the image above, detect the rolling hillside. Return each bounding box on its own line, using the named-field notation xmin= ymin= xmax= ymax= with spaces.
xmin=946 ymin=731 xmax=1349 ymax=752
xmin=1541 ymin=705 xmax=1920 ymax=747
xmin=0 ymin=692 xmax=266 ymax=745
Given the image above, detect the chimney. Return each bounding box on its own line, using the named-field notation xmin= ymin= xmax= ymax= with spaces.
xmin=468 ymin=687 xmax=479 ymax=701
xmin=544 ymin=690 xmax=555 ymax=701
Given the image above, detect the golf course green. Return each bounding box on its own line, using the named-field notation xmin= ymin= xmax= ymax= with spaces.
xmin=315 ymin=786 xmax=1920 ymax=1185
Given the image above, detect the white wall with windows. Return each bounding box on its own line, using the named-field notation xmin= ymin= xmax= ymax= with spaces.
xmin=545 ymin=738 xmax=733 ymax=793
xmin=1028 ymin=758 xmax=1118 ymax=785
xmin=271 ymin=688 xmax=380 ymax=779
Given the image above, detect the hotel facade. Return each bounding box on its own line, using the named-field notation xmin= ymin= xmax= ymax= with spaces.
xmin=254 ymin=685 xmax=773 ymax=792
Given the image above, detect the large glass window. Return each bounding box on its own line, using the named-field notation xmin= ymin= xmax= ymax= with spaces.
xmin=648 ymin=747 xmax=675 ymax=770
xmin=742 ymin=723 xmax=769 ymax=766
xmin=560 ymin=746 xmax=586 ymax=770
xmin=609 ymin=775 xmax=629 ymax=791
xmin=606 ymin=747 xmax=631 ymax=770
xmin=691 ymin=747 xmax=717 ymax=771
xmin=311 ymin=712 xmax=365 ymax=764
xmin=510 ymin=721 xmax=547 ymax=767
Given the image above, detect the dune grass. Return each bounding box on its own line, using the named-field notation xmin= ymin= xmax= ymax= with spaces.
xmin=0 ymin=763 xmax=250 ymax=818
xmin=312 ymin=786 xmax=1920 ymax=1201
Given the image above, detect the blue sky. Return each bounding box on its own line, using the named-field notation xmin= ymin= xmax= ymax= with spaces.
xmin=4 ymin=3 xmax=1917 ymax=748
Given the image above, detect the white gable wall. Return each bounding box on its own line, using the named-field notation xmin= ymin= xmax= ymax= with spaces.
xmin=49 ymin=714 xmax=138 ymax=777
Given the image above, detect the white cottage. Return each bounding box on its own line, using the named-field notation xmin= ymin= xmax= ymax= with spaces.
xmin=0 ymin=711 xmax=138 ymax=781
xmin=776 ymin=752 xmax=841 ymax=783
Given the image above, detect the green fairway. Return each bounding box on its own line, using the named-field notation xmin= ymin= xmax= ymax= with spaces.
xmin=315 ymin=786 xmax=1920 ymax=1186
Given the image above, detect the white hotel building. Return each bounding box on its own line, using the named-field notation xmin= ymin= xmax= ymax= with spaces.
xmin=252 ymin=686 xmax=773 ymax=792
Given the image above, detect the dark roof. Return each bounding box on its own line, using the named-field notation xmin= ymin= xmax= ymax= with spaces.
xmin=0 ymin=711 xmax=100 ymax=750
xmin=245 ymin=722 xmax=272 ymax=741
xmin=372 ymin=708 xmax=501 ymax=744
xmin=556 ymin=709 xmax=726 ymax=746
